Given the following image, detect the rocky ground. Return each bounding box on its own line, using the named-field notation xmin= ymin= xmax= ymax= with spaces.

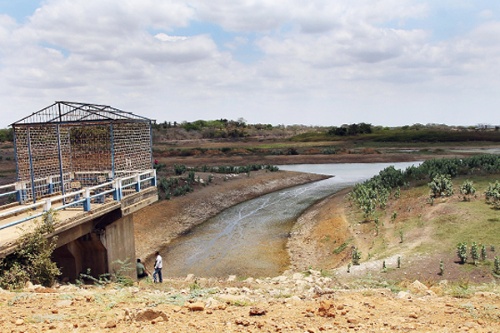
xmin=1 ymin=153 xmax=500 ymax=332
xmin=1 ymin=270 xmax=499 ymax=332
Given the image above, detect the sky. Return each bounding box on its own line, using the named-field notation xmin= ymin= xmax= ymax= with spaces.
xmin=0 ymin=0 xmax=499 ymax=128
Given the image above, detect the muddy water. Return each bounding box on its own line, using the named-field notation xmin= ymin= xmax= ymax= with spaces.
xmin=163 ymin=162 xmax=420 ymax=278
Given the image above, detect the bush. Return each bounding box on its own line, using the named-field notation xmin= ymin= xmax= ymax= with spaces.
xmin=352 ymin=247 xmax=362 ymax=265
xmin=428 ymin=174 xmax=454 ymax=198
xmin=485 ymin=181 xmax=500 ymax=209
xmin=173 ymin=164 xmax=187 ymax=175
xmin=459 ymin=180 xmax=476 ymax=201
xmin=470 ymin=242 xmax=479 ymax=266
xmin=494 ymin=257 xmax=500 ymax=276
xmin=457 ymin=242 xmax=468 ymax=265
xmin=0 ymin=211 xmax=60 ymax=289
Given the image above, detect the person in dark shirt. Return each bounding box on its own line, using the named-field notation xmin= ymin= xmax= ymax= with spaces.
xmin=136 ymin=258 xmax=149 ymax=279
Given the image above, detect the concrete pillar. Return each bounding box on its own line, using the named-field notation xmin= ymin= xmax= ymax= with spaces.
xmin=78 ymin=233 xmax=107 ymax=278
xmin=52 ymin=244 xmax=78 ymax=282
xmin=52 ymin=233 xmax=107 ymax=282
xmin=100 ymin=214 xmax=136 ymax=280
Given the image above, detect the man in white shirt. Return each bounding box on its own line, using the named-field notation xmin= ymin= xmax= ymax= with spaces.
xmin=153 ymin=251 xmax=163 ymax=283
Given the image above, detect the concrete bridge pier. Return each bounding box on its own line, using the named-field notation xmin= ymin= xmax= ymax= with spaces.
xmin=51 ymin=212 xmax=137 ymax=283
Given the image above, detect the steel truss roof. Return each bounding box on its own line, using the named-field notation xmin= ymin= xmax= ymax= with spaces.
xmin=11 ymin=101 xmax=153 ymax=126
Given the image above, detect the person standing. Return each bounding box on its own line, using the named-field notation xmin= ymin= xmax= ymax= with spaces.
xmin=153 ymin=251 xmax=163 ymax=283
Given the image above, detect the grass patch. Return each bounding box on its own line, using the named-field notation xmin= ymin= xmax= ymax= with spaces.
xmin=332 ymin=240 xmax=350 ymax=254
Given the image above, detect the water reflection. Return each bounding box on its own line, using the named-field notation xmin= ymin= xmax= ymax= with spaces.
xmin=163 ymin=162 xmax=421 ymax=278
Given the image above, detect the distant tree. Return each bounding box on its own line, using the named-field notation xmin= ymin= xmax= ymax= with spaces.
xmin=358 ymin=122 xmax=372 ymax=134
xmin=0 ymin=128 xmax=13 ymax=142
xmin=348 ymin=123 xmax=360 ymax=135
xmin=328 ymin=123 xmax=372 ymax=136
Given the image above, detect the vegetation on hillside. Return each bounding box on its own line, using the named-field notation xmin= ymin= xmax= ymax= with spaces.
xmin=153 ymin=163 xmax=279 ymax=200
xmin=152 ymin=119 xmax=499 ymax=143
xmin=349 ymin=154 xmax=500 ymax=221
xmin=343 ymin=154 xmax=500 ymax=281
xmin=292 ymin=123 xmax=500 ymax=143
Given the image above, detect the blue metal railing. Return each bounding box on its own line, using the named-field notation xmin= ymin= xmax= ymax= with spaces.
xmin=0 ymin=184 xmax=17 ymax=200
xmin=0 ymin=169 xmax=156 ymax=230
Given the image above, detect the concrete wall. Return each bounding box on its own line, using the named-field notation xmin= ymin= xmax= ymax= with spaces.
xmin=101 ymin=214 xmax=136 ymax=280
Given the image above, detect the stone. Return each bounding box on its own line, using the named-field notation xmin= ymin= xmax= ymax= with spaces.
xmin=318 ymin=300 xmax=336 ymax=318
xmin=396 ymin=291 xmax=412 ymax=299
xmin=235 ymin=319 xmax=250 ymax=326
xmin=134 ymin=309 xmax=169 ymax=322
xmin=408 ymin=280 xmax=428 ymax=296
xmin=249 ymin=307 xmax=267 ymax=316
xmin=187 ymin=301 xmax=205 ymax=311
xmin=152 ymin=316 xmax=165 ymax=324
xmin=55 ymin=300 xmax=73 ymax=307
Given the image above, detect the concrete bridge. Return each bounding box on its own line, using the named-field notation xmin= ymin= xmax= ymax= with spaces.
xmin=0 ymin=169 xmax=158 ymax=281
xmin=2 ymin=101 xmax=159 ymax=282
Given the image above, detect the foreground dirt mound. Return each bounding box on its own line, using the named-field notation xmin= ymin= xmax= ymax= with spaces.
xmin=2 ymin=273 xmax=499 ymax=332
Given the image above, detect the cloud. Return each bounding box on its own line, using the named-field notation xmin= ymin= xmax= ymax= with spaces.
xmin=0 ymin=0 xmax=499 ymax=128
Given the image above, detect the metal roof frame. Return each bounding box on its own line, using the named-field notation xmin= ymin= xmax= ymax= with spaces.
xmin=11 ymin=101 xmax=154 ymax=126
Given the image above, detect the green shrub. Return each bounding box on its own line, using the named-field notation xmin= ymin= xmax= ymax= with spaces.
xmin=457 ymin=242 xmax=468 ymax=265
xmin=0 ymin=211 xmax=60 ymax=289
xmin=470 ymin=242 xmax=479 ymax=266
xmin=352 ymin=247 xmax=362 ymax=265
xmin=428 ymin=174 xmax=454 ymax=198
xmin=481 ymin=244 xmax=487 ymax=261
xmin=459 ymin=180 xmax=476 ymax=201
xmin=494 ymin=257 xmax=500 ymax=276
xmin=173 ymin=164 xmax=187 ymax=175
xmin=485 ymin=181 xmax=500 ymax=209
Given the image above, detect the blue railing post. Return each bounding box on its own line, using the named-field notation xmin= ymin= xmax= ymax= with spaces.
xmin=135 ymin=174 xmax=141 ymax=192
xmin=151 ymin=169 xmax=157 ymax=187
xmin=83 ymin=188 xmax=91 ymax=211
xmin=113 ymin=179 xmax=121 ymax=201
xmin=44 ymin=198 xmax=51 ymax=212
xmin=15 ymin=182 xmax=26 ymax=203
xmin=48 ymin=176 xmax=54 ymax=194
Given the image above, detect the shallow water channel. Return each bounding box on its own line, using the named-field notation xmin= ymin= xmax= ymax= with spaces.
xmin=163 ymin=162 xmax=420 ymax=278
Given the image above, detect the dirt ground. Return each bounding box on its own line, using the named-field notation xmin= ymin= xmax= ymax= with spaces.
xmin=1 ymin=277 xmax=499 ymax=332
xmin=1 ymin=151 xmax=500 ymax=332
